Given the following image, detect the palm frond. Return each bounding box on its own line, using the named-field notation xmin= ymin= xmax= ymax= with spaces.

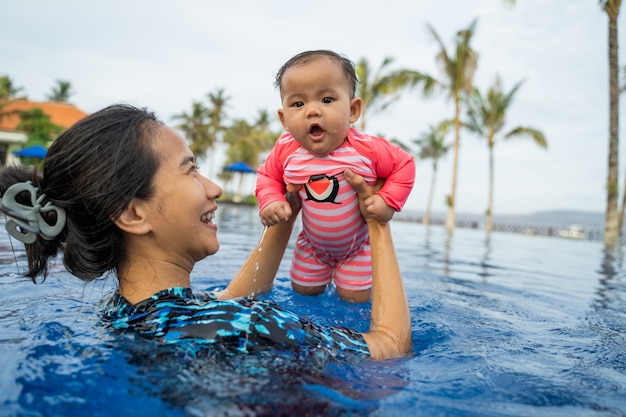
xmin=504 ymin=127 xmax=547 ymax=148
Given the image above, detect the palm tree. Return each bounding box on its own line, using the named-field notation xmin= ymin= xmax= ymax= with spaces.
xmin=171 ymin=101 xmax=211 ymax=156
xmin=223 ymin=110 xmax=277 ymax=169
xmin=601 ymin=0 xmax=622 ymax=246
xmin=465 ymin=76 xmax=547 ymax=233
xmin=205 ymin=87 xmax=230 ymax=176
xmin=47 ymin=80 xmax=73 ymax=102
xmin=207 ymin=88 xmax=230 ymax=143
xmin=355 ymin=57 xmax=423 ymax=131
xmin=221 ymin=110 xmax=278 ymax=198
xmin=0 ymin=75 xmax=24 ymax=99
xmin=0 ymin=75 xmax=24 ymax=124
xmin=414 ymin=121 xmax=451 ymax=226
xmin=415 ymin=19 xmax=479 ymax=233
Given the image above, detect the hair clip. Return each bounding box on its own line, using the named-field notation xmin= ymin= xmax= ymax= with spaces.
xmin=1 ymin=181 xmax=66 ymax=244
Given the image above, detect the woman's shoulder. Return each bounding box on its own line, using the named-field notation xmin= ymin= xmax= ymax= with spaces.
xmin=101 ymin=287 xmax=218 ymax=318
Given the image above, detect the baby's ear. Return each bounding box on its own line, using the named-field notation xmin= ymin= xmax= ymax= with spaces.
xmin=277 ymin=109 xmax=290 ymax=132
xmin=114 ymin=198 xmax=153 ymax=235
xmin=349 ymin=97 xmax=362 ymax=124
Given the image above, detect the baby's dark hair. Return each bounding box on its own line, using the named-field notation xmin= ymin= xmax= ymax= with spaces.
xmin=0 ymin=104 xmax=161 ymax=283
xmin=274 ymin=50 xmax=359 ymax=98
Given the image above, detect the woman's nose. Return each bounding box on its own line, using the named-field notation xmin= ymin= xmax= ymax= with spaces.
xmin=202 ymin=176 xmax=222 ymax=199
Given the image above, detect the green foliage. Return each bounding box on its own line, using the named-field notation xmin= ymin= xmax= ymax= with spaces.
xmin=465 ymin=75 xmax=547 ymax=150
xmin=172 ymin=87 xmax=231 ymax=159
xmin=426 ymin=19 xmax=479 ymax=103
xmin=47 ymin=80 xmax=73 ymax=102
xmin=172 ymin=101 xmax=213 ymax=156
xmin=0 ymin=75 xmax=24 ymax=99
xmin=414 ymin=121 xmax=452 ymax=163
xmin=16 ymin=108 xmax=63 ymax=146
xmin=356 ymin=57 xmax=438 ymax=131
xmin=222 ymin=110 xmax=279 ymax=169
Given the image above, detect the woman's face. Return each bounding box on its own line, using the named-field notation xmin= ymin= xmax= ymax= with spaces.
xmin=145 ymin=125 xmax=222 ymax=265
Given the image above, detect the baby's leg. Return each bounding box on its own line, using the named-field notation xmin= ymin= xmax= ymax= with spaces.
xmin=290 ymin=235 xmax=332 ymax=297
xmin=336 ymin=287 xmax=371 ymax=303
xmin=334 ymin=243 xmax=372 ymax=303
xmin=292 ymin=282 xmax=327 ymax=296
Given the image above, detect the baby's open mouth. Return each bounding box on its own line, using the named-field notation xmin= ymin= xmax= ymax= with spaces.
xmin=309 ymin=124 xmax=324 ymax=137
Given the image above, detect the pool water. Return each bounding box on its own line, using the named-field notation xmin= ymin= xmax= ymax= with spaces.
xmin=0 ymin=205 xmax=624 ymax=416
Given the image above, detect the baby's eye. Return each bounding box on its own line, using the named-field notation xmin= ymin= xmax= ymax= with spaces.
xmin=322 ymin=97 xmax=333 ymax=104
xmin=292 ymin=101 xmax=304 ymax=108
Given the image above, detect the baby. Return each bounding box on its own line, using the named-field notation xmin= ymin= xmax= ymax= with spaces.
xmin=256 ymin=50 xmax=415 ymax=303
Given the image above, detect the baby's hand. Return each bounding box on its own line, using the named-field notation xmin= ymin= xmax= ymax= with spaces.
xmin=260 ymin=200 xmax=293 ymax=227
xmin=364 ymin=194 xmax=395 ymax=224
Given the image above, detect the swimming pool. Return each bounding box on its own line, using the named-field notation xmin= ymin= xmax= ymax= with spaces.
xmin=0 ymin=205 xmax=624 ymax=416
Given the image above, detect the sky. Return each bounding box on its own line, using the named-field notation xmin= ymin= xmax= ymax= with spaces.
xmin=1 ymin=0 xmax=624 ymax=216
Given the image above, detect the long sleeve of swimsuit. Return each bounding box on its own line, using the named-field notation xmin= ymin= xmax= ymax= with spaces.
xmin=354 ymin=129 xmax=415 ymax=211
xmin=255 ymin=133 xmax=298 ymax=212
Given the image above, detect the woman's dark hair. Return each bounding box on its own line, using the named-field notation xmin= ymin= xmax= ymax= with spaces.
xmin=274 ymin=50 xmax=359 ymax=98
xmin=0 ymin=104 xmax=162 ymax=282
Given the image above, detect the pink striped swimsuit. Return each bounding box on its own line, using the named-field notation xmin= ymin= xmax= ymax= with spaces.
xmin=256 ymin=128 xmax=415 ymax=291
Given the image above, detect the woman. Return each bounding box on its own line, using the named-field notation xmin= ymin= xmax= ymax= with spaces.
xmin=0 ymin=104 xmax=411 ymax=360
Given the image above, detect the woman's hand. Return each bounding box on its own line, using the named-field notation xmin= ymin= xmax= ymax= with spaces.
xmin=343 ymin=169 xmax=383 ymax=222
xmin=344 ymin=168 xmax=412 ymax=360
xmin=285 ymin=183 xmax=302 ymax=218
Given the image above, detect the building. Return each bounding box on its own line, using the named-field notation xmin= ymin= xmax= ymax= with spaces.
xmin=0 ymin=99 xmax=88 ymax=165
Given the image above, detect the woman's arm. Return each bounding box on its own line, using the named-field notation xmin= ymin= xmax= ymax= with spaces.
xmin=344 ymin=169 xmax=412 ymax=359
xmin=217 ymin=192 xmax=300 ymax=300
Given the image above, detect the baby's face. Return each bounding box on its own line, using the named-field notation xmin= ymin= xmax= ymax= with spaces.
xmin=277 ymin=56 xmax=361 ymax=157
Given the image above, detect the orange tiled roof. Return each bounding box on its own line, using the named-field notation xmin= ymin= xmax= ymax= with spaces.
xmin=0 ymin=99 xmax=88 ymax=132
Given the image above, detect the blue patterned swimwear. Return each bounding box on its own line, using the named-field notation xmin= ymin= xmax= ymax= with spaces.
xmin=101 ymin=287 xmax=370 ymax=357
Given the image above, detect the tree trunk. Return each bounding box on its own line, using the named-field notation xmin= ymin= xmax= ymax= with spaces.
xmin=446 ymin=97 xmax=461 ymax=232
xmin=423 ymin=162 xmax=438 ymax=226
xmin=486 ymin=143 xmax=494 ymax=233
xmin=605 ymin=2 xmax=621 ymax=247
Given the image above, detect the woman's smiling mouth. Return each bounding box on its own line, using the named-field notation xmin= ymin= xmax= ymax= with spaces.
xmin=201 ymin=210 xmax=215 ymax=224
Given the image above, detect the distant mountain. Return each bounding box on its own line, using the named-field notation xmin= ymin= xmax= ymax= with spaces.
xmin=399 ymin=210 xmax=605 ymax=231
xmin=491 ymin=210 xmax=604 ymax=230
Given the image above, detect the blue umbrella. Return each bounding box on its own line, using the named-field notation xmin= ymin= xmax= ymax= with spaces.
xmin=224 ymin=161 xmax=256 ymax=173
xmin=223 ymin=161 xmax=256 ymax=200
xmin=13 ymin=145 xmax=48 ymax=159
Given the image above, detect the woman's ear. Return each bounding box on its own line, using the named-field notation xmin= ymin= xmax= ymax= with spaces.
xmin=114 ymin=198 xmax=153 ymax=235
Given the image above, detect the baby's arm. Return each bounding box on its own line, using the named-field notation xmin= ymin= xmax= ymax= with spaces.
xmin=365 ymin=193 xmax=395 ymax=224
xmin=260 ymin=200 xmax=293 ymax=227
xmin=370 ymin=136 xmax=416 ymax=212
